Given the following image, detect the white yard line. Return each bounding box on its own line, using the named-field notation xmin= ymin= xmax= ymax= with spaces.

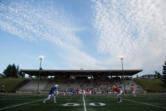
xmin=0 ymin=98 xmax=36 ymax=101
xmin=0 ymin=99 xmax=42 ymax=111
xmin=124 ymin=99 xmax=166 ymax=110
xmin=82 ymin=95 xmax=87 ymax=111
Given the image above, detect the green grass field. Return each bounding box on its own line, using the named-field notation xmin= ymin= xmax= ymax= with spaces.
xmin=0 ymin=94 xmax=166 ymax=111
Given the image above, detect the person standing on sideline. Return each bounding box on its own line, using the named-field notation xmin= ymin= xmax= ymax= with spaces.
xmin=131 ymin=84 xmax=136 ymax=97
xmin=82 ymin=88 xmax=86 ymax=97
xmin=43 ymin=84 xmax=59 ymax=104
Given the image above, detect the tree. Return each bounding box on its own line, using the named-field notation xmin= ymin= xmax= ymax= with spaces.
xmin=3 ymin=64 xmax=19 ymax=78
xmin=155 ymin=71 xmax=161 ymax=79
xmin=162 ymin=61 xmax=166 ymax=83
xmin=18 ymin=71 xmax=25 ymax=78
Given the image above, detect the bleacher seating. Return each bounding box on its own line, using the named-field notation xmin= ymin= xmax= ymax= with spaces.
xmin=18 ymin=77 xmax=144 ymax=93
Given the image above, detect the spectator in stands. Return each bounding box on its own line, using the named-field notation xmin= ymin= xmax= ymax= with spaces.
xmin=43 ymin=84 xmax=59 ymax=104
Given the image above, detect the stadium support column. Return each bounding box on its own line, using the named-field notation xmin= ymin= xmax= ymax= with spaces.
xmin=37 ymin=55 xmax=44 ymax=94
xmin=120 ymin=56 xmax=125 ymax=94
xmin=37 ymin=70 xmax=41 ymax=94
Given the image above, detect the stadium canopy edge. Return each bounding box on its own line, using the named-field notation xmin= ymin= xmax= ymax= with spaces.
xmin=20 ymin=69 xmax=142 ymax=76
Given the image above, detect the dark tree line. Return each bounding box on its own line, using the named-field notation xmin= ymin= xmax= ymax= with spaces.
xmin=163 ymin=61 xmax=166 ymax=83
xmin=3 ymin=64 xmax=24 ymax=78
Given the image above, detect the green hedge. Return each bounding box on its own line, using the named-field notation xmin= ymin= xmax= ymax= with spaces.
xmin=0 ymin=78 xmax=25 ymax=92
xmin=134 ymin=79 xmax=166 ymax=92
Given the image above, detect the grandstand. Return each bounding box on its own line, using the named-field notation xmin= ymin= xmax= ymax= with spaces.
xmin=18 ymin=69 xmax=143 ymax=94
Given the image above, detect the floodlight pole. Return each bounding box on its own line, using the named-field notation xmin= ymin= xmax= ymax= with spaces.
xmin=37 ymin=56 xmax=43 ymax=94
xmin=40 ymin=59 xmax=42 ymax=70
xmin=120 ymin=57 xmax=125 ymax=94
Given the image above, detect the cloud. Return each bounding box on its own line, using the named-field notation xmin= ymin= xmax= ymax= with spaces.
xmin=1 ymin=0 xmax=166 ymax=73
xmin=92 ymin=0 xmax=166 ymax=73
xmin=0 ymin=1 xmax=82 ymax=47
xmin=0 ymin=0 xmax=100 ymax=69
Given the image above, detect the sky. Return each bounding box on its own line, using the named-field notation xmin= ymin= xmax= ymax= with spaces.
xmin=0 ymin=0 xmax=166 ymax=76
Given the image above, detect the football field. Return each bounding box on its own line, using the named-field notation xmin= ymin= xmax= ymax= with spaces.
xmin=0 ymin=94 xmax=166 ymax=111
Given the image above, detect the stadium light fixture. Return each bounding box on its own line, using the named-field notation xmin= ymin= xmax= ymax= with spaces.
xmin=39 ymin=55 xmax=44 ymax=70
xmin=37 ymin=55 xmax=44 ymax=94
xmin=120 ymin=56 xmax=125 ymax=94
xmin=120 ymin=56 xmax=124 ymax=61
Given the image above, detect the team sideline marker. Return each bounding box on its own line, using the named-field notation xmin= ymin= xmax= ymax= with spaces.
xmin=82 ymin=95 xmax=87 ymax=111
xmin=124 ymin=99 xmax=166 ymax=110
xmin=0 ymin=99 xmax=42 ymax=111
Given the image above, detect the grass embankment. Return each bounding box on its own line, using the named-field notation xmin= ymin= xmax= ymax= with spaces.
xmin=134 ymin=79 xmax=166 ymax=92
xmin=0 ymin=78 xmax=26 ymax=92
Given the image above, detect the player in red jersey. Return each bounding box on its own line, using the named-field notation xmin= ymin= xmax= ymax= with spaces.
xmin=112 ymin=85 xmax=123 ymax=103
xmin=131 ymin=84 xmax=136 ymax=97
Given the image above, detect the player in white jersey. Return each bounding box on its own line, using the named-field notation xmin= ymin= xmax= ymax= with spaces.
xmin=82 ymin=88 xmax=86 ymax=97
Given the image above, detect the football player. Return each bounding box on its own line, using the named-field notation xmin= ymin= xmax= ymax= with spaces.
xmin=112 ymin=85 xmax=123 ymax=103
xmin=43 ymin=84 xmax=59 ymax=104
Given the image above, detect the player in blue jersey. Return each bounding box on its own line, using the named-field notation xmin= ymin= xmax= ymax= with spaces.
xmin=43 ymin=84 xmax=59 ymax=104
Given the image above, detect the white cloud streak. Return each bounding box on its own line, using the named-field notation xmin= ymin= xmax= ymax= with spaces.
xmin=0 ymin=1 xmax=100 ymax=69
xmin=1 ymin=0 xmax=166 ymax=73
xmin=0 ymin=2 xmax=82 ymax=47
xmin=92 ymin=0 xmax=166 ymax=72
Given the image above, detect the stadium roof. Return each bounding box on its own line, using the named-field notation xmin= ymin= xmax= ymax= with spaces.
xmin=21 ymin=69 xmax=142 ymax=76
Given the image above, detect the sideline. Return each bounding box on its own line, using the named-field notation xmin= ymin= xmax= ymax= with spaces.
xmin=82 ymin=95 xmax=87 ymax=111
xmin=0 ymin=99 xmax=42 ymax=111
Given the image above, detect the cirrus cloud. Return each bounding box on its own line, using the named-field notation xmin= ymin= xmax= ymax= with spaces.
xmin=92 ymin=0 xmax=166 ymax=73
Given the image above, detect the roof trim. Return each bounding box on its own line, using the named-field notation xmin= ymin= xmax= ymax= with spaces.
xmin=21 ymin=69 xmax=142 ymax=76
